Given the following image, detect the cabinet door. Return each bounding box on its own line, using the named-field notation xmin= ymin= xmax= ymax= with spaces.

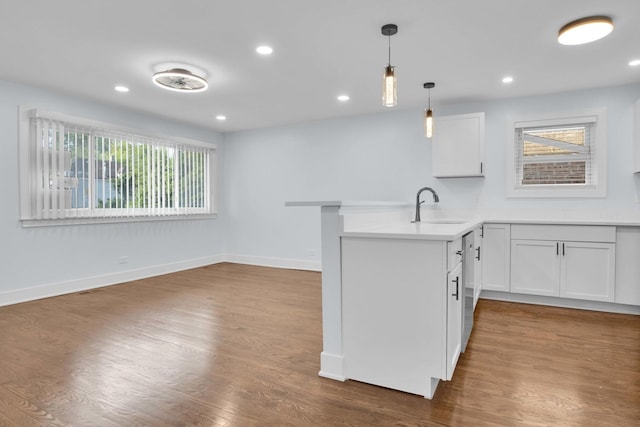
xmin=432 ymin=112 xmax=485 ymax=178
xmin=561 ymin=242 xmax=615 ymax=302
xmin=482 ymin=224 xmax=511 ymax=292
xmin=473 ymin=226 xmax=483 ymax=308
xmin=615 ymin=227 xmax=640 ymax=305
xmin=511 ymin=239 xmax=560 ymax=296
xmin=446 ymin=263 xmax=463 ymax=381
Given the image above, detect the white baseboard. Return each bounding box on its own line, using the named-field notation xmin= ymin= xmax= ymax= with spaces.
xmin=0 ymin=253 xmax=321 ymax=308
xmin=480 ymin=290 xmax=640 ymax=315
xmin=225 ymin=254 xmax=321 ymax=272
xmin=319 ymin=352 xmax=346 ymax=381
xmin=0 ymin=255 xmax=226 ymax=308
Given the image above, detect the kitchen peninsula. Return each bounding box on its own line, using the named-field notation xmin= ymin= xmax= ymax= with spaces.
xmin=286 ymin=200 xmax=640 ymax=399
xmin=286 ymin=201 xmax=482 ymax=398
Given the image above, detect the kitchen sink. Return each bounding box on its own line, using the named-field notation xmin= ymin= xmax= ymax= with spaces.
xmin=414 ymin=219 xmax=468 ymax=224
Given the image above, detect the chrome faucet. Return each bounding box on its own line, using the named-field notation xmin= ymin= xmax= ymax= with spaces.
xmin=413 ymin=187 xmax=439 ymax=222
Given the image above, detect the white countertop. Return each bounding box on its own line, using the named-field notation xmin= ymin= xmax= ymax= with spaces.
xmin=341 ymin=219 xmax=483 ymax=240
xmin=286 ymin=200 xmax=640 ymax=241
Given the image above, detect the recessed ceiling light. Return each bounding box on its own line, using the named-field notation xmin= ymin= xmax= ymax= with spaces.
xmin=114 ymin=85 xmax=129 ymax=92
xmin=216 ymin=115 xmax=227 ymax=121
xmin=558 ymin=16 xmax=614 ymax=45
xmin=256 ymin=46 xmax=273 ymax=55
xmin=502 ymin=76 xmax=514 ymax=84
xmin=629 ymin=59 xmax=640 ymax=67
xmin=152 ymin=68 xmax=208 ymax=92
xmin=337 ymin=95 xmax=350 ymax=102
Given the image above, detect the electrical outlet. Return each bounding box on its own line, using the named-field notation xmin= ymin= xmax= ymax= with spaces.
xmin=118 ymin=256 xmax=129 ymax=264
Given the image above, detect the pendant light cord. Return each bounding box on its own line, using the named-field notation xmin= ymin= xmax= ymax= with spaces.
xmin=388 ymin=34 xmax=391 ymax=66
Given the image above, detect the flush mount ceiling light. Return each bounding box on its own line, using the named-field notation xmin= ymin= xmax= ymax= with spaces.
xmin=381 ymin=23 xmax=398 ymax=107
xmin=423 ymin=82 xmax=435 ymax=138
xmin=558 ymin=16 xmax=614 ymax=45
xmin=152 ymin=68 xmax=208 ymax=92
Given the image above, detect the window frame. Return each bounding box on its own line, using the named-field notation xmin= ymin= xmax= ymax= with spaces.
xmin=18 ymin=107 xmax=218 ymax=227
xmin=506 ymin=108 xmax=607 ymax=198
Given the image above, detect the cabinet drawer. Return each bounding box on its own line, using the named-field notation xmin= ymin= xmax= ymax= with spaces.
xmin=510 ymin=224 xmax=615 ymax=243
xmin=447 ymin=238 xmax=462 ymax=272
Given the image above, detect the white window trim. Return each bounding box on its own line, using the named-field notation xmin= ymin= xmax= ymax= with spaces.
xmin=506 ymin=108 xmax=607 ymax=198
xmin=18 ymin=106 xmax=218 ymax=227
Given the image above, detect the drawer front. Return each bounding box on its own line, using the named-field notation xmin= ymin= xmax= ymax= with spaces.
xmin=510 ymin=224 xmax=615 ymax=243
xmin=447 ymin=238 xmax=463 ymax=272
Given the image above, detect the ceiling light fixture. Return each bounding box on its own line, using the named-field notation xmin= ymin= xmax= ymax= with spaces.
xmin=114 ymin=85 xmax=129 ymax=92
xmin=558 ymin=16 xmax=614 ymax=45
xmin=256 ymin=46 xmax=273 ymax=55
xmin=152 ymin=68 xmax=208 ymax=92
xmin=502 ymin=76 xmax=514 ymax=84
xmin=629 ymin=59 xmax=640 ymax=67
xmin=423 ymin=82 xmax=435 ymax=139
xmin=216 ymin=115 xmax=227 ymax=121
xmin=337 ymin=95 xmax=350 ymax=102
xmin=381 ymin=24 xmax=398 ymax=107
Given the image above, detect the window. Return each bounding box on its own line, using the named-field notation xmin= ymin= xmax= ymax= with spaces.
xmin=507 ymin=109 xmax=606 ymax=198
xmin=19 ymin=108 xmax=217 ymax=225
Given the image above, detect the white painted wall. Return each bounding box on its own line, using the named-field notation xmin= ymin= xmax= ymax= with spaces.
xmin=224 ymin=83 xmax=640 ymax=266
xmin=0 ymin=80 xmax=227 ymax=304
xmin=2 ymin=79 xmax=639 ymax=303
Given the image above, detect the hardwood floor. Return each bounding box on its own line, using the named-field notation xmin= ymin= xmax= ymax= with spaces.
xmin=0 ymin=263 xmax=638 ymax=426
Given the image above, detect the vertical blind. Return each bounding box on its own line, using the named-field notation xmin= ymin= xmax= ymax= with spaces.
xmin=24 ymin=111 xmax=214 ymax=221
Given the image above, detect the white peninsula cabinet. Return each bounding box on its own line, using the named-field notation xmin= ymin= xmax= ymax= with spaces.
xmin=510 ymin=225 xmax=616 ymax=302
xmin=432 ymin=112 xmax=485 ymax=178
xmin=341 ymin=236 xmax=463 ymax=399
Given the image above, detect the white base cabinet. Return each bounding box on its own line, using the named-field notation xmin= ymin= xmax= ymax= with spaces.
xmin=481 ymin=224 xmax=511 ymax=292
xmin=510 ymin=225 xmax=616 ymax=303
xmin=473 ymin=226 xmax=483 ymax=308
xmin=341 ymin=236 xmax=463 ymax=399
xmin=615 ymin=227 xmax=640 ymax=305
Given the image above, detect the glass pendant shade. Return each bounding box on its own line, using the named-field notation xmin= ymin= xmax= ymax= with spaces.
xmin=424 ymin=108 xmax=433 ymax=138
xmin=383 ymin=65 xmax=397 ymax=107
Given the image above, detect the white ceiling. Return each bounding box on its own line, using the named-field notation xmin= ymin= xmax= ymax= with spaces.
xmin=1 ymin=0 xmax=639 ymax=133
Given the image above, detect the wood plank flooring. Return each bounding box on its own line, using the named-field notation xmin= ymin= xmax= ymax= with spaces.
xmin=0 ymin=263 xmax=638 ymax=426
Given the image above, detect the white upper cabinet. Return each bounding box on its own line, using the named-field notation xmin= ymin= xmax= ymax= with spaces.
xmin=634 ymin=98 xmax=640 ymax=173
xmin=432 ymin=112 xmax=485 ymax=178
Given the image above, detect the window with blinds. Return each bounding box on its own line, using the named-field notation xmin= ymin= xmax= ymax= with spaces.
xmin=19 ymin=109 xmax=216 ymax=224
xmin=507 ymin=109 xmax=606 ymax=198
xmin=516 ymin=123 xmax=593 ymax=186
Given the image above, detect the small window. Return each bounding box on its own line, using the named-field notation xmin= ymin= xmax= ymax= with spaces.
xmin=19 ymin=108 xmax=217 ymax=226
xmin=507 ymin=110 xmax=606 ymax=198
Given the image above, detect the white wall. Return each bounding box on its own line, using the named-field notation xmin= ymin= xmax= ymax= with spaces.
xmin=0 ymin=80 xmax=227 ymax=304
xmin=3 ymin=79 xmax=639 ymax=303
xmin=224 ymin=83 xmax=640 ymax=266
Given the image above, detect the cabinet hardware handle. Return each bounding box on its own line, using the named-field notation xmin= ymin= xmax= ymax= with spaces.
xmin=563 ymin=243 xmax=565 ymax=256
xmin=480 ymin=226 xmax=484 ymax=238
xmin=452 ymin=277 xmax=459 ymax=300
xmin=475 ymin=246 xmax=481 ymax=261
xmin=456 ymin=250 xmax=463 ymax=256
xmin=556 ymin=242 xmax=559 ymax=255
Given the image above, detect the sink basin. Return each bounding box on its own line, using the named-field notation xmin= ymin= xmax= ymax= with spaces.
xmin=413 ymin=219 xmax=468 ymax=224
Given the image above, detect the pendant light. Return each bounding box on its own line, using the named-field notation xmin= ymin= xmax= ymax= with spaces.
xmin=423 ymin=82 xmax=435 ymax=138
xmin=381 ymin=24 xmax=398 ymax=107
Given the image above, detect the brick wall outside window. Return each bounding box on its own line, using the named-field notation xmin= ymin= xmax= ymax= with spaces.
xmin=522 ymin=161 xmax=586 ymax=185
